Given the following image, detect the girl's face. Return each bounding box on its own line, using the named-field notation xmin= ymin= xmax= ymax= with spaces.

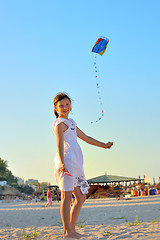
xmin=55 ymin=98 xmax=71 ymax=119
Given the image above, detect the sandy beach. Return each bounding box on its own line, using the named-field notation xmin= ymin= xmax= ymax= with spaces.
xmin=0 ymin=195 xmax=160 ymax=239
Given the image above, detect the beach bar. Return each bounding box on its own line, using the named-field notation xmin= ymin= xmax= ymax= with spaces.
xmin=86 ymin=173 xmax=144 ymax=198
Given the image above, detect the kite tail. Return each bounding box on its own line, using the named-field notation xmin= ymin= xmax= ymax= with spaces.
xmin=91 ymin=56 xmax=104 ymax=124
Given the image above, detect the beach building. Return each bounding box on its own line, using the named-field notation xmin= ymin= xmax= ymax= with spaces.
xmin=25 ymin=179 xmax=38 ymax=185
xmin=87 ymin=173 xmax=142 ymax=185
xmin=0 ymin=185 xmax=21 ymax=200
xmin=0 ymin=181 xmax=7 ymax=186
xmin=16 ymin=177 xmax=25 ymax=185
xmin=25 ymin=179 xmax=39 ymax=191
xmin=86 ymin=173 xmax=144 ymax=198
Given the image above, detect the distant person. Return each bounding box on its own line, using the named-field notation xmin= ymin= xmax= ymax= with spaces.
xmin=28 ymin=195 xmax=31 ymax=202
xmin=55 ymin=187 xmax=60 ymax=202
xmin=35 ymin=196 xmax=38 ymax=202
xmin=52 ymin=92 xmax=113 ymax=239
xmin=45 ymin=188 xmax=52 ymax=207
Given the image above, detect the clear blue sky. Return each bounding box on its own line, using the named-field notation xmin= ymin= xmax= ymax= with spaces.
xmin=0 ymin=0 xmax=160 ymax=184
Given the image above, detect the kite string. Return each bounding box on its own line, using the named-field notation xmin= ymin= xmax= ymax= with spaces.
xmin=91 ymin=56 xmax=104 ymax=124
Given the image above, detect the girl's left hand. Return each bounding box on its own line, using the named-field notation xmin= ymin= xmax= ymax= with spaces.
xmin=60 ymin=164 xmax=67 ymax=173
xmin=105 ymin=142 xmax=113 ymax=149
xmin=60 ymin=166 xmax=71 ymax=176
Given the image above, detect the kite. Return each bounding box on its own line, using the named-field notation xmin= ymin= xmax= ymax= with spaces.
xmin=91 ymin=36 xmax=109 ymax=123
xmin=92 ymin=36 xmax=109 ymax=56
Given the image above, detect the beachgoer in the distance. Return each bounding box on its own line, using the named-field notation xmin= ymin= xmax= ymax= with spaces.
xmin=55 ymin=187 xmax=60 ymax=202
xmin=45 ymin=188 xmax=52 ymax=207
xmin=52 ymin=92 xmax=113 ymax=239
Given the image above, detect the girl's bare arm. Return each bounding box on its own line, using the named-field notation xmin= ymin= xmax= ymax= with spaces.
xmin=55 ymin=122 xmax=68 ymax=169
xmin=76 ymin=127 xmax=113 ymax=149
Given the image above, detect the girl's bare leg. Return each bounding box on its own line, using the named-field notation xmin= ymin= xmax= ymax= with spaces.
xmin=70 ymin=187 xmax=86 ymax=235
xmin=61 ymin=191 xmax=80 ymax=239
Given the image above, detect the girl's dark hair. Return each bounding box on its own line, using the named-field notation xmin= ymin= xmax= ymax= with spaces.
xmin=54 ymin=92 xmax=71 ymax=118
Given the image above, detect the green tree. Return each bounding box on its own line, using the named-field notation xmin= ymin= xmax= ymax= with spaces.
xmin=0 ymin=157 xmax=18 ymax=187
xmin=28 ymin=181 xmax=38 ymax=187
xmin=17 ymin=185 xmax=34 ymax=195
xmin=0 ymin=158 xmax=8 ymax=180
xmin=0 ymin=157 xmax=35 ymax=194
xmin=5 ymin=169 xmax=18 ymax=186
xmin=40 ymin=182 xmax=49 ymax=191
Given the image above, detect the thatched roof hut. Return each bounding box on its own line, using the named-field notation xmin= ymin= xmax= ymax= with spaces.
xmin=86 ymin=173 xmax=144 ymax=198
xmin=0 ymin=185 xmax=21 ymax=199
xmin=87 ymin=173 xmax=143 ymax=184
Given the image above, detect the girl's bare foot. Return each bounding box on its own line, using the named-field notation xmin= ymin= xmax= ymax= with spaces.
xmin=73 ymin=231 xmax=83 ymax=237
xmin=63 ymin=231 xmax=81 ymax=239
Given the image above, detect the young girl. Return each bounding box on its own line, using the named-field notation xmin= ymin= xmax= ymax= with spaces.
xmin=45 ymin=188 xmax=52 ymax=207
xmin=52 ymin=92 xmax=113 ymax=239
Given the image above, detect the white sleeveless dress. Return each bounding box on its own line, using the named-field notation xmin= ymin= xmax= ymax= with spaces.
xmin=52 ymin=118 xmax=90 ymax=195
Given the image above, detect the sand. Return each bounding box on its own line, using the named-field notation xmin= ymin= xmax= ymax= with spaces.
xmin=0 ymin=195 xmax=160 ymax=239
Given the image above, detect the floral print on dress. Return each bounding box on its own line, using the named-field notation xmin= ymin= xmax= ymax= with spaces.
xmin=77 ymin=176 xmax=90 ymax=195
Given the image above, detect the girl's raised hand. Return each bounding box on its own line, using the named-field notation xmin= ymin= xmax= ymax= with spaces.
xmin=105 ymin=142 xmax=113 ymax=149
